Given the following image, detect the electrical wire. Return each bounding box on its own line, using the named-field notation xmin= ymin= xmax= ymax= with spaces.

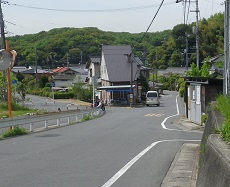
xmin=139 ymin=0 xmax=166 ymax=43
xmin=3 ymin=1 xmax=175 ymax=13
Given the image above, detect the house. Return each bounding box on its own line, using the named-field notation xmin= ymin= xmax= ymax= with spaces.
xmin=11 ymin=66 xmax=52 ymax=80
xmin=208 ymin=54 xmax=224 ymax=76
xmin=52 ymin=67 xmax=77 ymax=88
xmin=96 ymin=45 xmax=150 ymax=104
xmin=85 ymin=56 xmax=101 ymax=84
xmin=158 ymin=67 xmax=191 ymax=76
xmin=69 ymin=67 xmax=88 ymax=83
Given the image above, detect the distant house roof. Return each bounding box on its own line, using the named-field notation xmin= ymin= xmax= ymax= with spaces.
xmin=21 ymin=68 xmax=52 ymax=74
xmin=102 ymin=45 xmax=138 ymax=82
xmin=209 ymin=54 xmax=224 ymax=63
xmin=11 ymin=66 xmax=42 ymax=73
xmin=70 ymin=67 xmax=88 ymax=75
xmin=52 ymin=67 xmax=69 ymax=73
xmin=158 ymin=67 xmax=190 ymax=76
xmin=85 ymin=56 xmax=101 ymax=69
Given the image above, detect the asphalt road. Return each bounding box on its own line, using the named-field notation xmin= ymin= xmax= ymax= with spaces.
xmin=21 ymin=94 xmax=90 ymax=112
xmin=0 ymin=91 xmax=202 ymax=187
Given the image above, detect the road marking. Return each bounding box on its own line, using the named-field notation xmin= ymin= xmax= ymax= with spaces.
xmin=101 ymin=94 xmax=202 ymax=187
xmin=101 ymin=139 xmax=200 ymax=187
xmin=145 ymin=113 xmax=164 ymax=117
xmin=160 ymin=96 xmax=203 ymax=133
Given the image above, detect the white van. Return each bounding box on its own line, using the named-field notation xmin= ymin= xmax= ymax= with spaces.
xmin=146 ymin=91 xmax=160 ymax=107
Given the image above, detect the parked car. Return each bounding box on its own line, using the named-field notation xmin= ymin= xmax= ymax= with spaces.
xmin=146 ymin=91 xmax=160 ymax=107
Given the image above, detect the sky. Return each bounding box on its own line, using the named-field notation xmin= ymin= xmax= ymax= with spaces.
xmin=1 ymin=0 xmax=225 ymax=36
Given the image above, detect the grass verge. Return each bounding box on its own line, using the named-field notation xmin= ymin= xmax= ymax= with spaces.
xmin=1 ymin=126 xmax=28 ymax=139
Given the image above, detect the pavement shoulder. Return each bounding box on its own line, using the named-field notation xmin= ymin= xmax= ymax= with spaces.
xmin=161 ymin=143 xmax=200 ymax=187
xmin=177 ymin=116 xmax=204 ymax=131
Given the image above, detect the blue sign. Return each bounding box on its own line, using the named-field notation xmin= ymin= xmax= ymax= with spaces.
xmin=12 ymin=80 xmax=17 ymax=85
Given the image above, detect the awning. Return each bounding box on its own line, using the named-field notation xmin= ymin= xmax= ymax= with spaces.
xmin=107 ymin=90 xmax=130 ymax=92
xmin=97 ymin=85 xmax=135 ymax=91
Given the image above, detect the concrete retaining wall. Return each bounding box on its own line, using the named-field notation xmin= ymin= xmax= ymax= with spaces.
xmin=196 ymin=109 xmax=230 ymax=187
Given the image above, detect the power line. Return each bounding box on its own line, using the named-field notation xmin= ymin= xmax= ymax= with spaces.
xmin=139 ymin=0 xmax=166 ymax=43
xmin=3 ymin=1 xmax=175 ymax=13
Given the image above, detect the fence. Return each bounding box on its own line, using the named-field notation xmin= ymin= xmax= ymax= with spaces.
xmin=0 ymin=108 xmax=103 ymax=133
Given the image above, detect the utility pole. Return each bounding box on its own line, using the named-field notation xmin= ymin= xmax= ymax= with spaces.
xmin=224 ymin=0 xmax=230 ymax=95
xmin=176 ymin=0 xmax=200 ymax=69
xmin=67 ymin=53 xmax=69 ymax=67
xmin=185 ymin=34 xmax=189 ymax=70
xmin=0 ymin=1 xmax=13 ymax=118
xmin=80 ymin=51 xmax=83 ymax=69
xmin=0 ymin=0 xmax=6 ymax=102
xmin=35 ymin=47 xmax=38 ymax=84
xmin=0 ymin=0 xmax=5 ymax=49
xmin=195 ymin=0 xmax=200 ymax=68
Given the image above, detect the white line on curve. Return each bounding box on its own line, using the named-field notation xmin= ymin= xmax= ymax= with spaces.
xmin=101 ymin=139 xmax=200 ymax=187
xmin=161 ymin=95 xmax=202 ymax=133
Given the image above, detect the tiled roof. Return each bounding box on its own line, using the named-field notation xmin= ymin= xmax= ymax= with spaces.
xmin=52 ymin=67 xmax=69 ymax=73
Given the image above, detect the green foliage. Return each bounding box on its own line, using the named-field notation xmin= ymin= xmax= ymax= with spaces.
xmin=6 ymin=13 xmax=224 ymax=70
xmin=71 ymin=82 xmax=92 ymax=102
xmin=1 ymin=126 xmax=27 ymax=138
xmin=81 ymin=115 xmax=91 ymax=122
xmin=179 ymin=87 xmax=185 ymax=97
xmin=39 ymin=75 xmax=49 ymax=88
xmin=16 ymin=71 xmax=24 ymax=82
xmin=0 ymin=101 xmax=29 ymax=111
xmin=216 ymin=94 xmax=230 ymax=143
xmin=186 ymin=60 xmax=210 ymax=77
xmin=137 ymin=73 xmax=150 ymax=92
xmin=201 ymin=114 xmax=208 ymax=124
xmin=186 ymin=63 xmax=201 ymax=76
xmin=200 ymin=61 xmax=210 ymax=77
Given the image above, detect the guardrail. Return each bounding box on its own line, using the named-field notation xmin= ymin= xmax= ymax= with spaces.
xmin=0 ymin=108 xmax=103 ymax=133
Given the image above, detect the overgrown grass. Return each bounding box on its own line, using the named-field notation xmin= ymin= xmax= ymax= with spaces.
xmin=1 ymin=126 xmax=27 ymax=139
xmin=81 ymin=114 xmax=92 ymax=122
xmin=0 ymin=102 xmax=45 ymax=118
xmin=216 ymin=94 xmax=230 ymax=143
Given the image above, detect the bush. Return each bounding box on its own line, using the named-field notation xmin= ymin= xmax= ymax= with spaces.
xmin=216 ymin=94 xmax=230 ymax=143
xmin=0 ymin=102 xmax=29 ymax=111
xmin=1 ymin=126 xmax=27 ymax=138
xmin=178 ymin=87 xmax=185 ymax=97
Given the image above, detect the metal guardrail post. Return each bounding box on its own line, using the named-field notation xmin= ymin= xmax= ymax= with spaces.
xmin=57 ymin=118 xmax=60 ymax=126
xmin=45 ymin=121 xmax=47 ymax=129
xmin=30 ymin=123 xmax=33 ymax=132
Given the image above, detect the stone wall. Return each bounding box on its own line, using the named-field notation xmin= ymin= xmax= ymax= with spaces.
xmin=196 ymin=109 xmax=230 ymax=187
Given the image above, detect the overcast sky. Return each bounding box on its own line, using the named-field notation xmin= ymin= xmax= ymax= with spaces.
xmin=2 ymin=0 xmax=225 ymax=36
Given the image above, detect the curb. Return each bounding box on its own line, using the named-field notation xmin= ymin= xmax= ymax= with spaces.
xmin=161 ymin=143 xmax=200 ymax=187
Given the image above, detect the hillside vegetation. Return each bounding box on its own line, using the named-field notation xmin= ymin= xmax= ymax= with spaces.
xmin=7 ymin=13 xmax=224 ymax=69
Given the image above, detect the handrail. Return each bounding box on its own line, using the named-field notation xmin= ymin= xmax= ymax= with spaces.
xmin=0 ymin=108 xmax=103 ymax=132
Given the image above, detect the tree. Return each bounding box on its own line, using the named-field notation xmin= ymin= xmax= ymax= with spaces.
xmin=39 ymin=75 xmax=49 ymax=88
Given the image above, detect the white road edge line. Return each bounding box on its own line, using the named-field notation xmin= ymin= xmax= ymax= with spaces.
xmin=101 ymin=139 xmax=200 ymax=187
xmin=101 ymin=94 xmax=201 ymax=187
xmin=161 ymin=95 xmax=202 ymax=133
